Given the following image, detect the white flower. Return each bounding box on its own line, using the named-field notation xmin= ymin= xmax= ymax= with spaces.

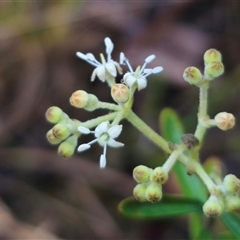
xmin=120 ymin=52 xmax=163 ymax=91
xmin=77 ymin=121 xmax=124 ymax=168
xmin=76 ymin=37 xmax=122 ymax=82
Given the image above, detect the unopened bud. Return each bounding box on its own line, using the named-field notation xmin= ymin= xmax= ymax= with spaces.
xmin=58 ymin=135 xmax=78 ymax=158
xmin=203 ymin=196 xmax=223 ymax=218
xmin=133 ymin=165 xmax=152 ymax=183
xmin=111 ymin=84 xmax=129 ymax=103
xmin=145 ymin=183 xmax=162 ymax=203
xmin=204 ymin=61 xmax=224 ymax=80
xmin=133 ymin=184 xmax=147 ymax=202
xmin=84 ymin=94 xmax=99 ymax=111
xmin=183 ymin=67 xmax=203 ymax=85
xmin=52 ymin=123 xmax=72 ymax=140
xmin=45 ymin=106 xmax=63 ymax=124
xmin=70 ymin=90 xmax=89 ymax=108
xmin=150 ymin=167 xmax=168 ymax=185
xmin=203 ymin=49 xmax=222 ymax=64
xmin=214 ymin=112 xmax=235 ymax=131
xmin=225 ymin=195 xmax=240 ymax=211
xmin=46 ymin=129 xmax=62 ymax=145
xmin=223 ymin=174 xmax=240 ymax=194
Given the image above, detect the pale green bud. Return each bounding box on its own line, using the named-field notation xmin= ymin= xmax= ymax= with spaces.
xmin=203 ymin=196 xmax=223 ymax=218
xmin=223 ymin=174 xmax=240 ymax=194
xmin=203 ymin=49 xmax=222 ymax=64
xmin=46 ymin=129 xmax=62 ymax=145
xmin=133 ymin=184 xmax=147 ymax=202
xmin=45 ymin=106 xmax=63 ymax=124
xmin=70 ymin=90 xmax=89 ymax=108
xmin=111 ymin=84 xmax=129 ymax=104
xmin=84 ymin=94 xmax=99 ymax=111
xmin=58 ymin=135 xmax=78 ymax=158
xmin=52 ymin=123 xmax=72 ymax=140
xmin=214 ymin=112 xmax=235 ymax=131
xmin=145 ymin=183 xmax=162 ymax=203
xmin=150 ymin=167 xmax=168 ymax=185
xmin=225 ymin=195 xmax=240 ymax=211
xmin=133 ymin=165 xmax=152 ymax=183
xmin=183 ymin=66 xmax=203 ymax=85
xmin=204 ymin=61 xmax=224 ymax=80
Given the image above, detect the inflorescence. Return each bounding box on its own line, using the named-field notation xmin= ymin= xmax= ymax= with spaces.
xmin=45 ymin=37 xmax=240 ymax=218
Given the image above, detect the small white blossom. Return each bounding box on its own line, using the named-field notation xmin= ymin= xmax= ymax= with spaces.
xmin=77 ymin=121 xmax=124 ymax=168
xmin=76 ymin=37 xmax=122 ymax=82
xmin=120 ymin=52 xmax=163 ymax=91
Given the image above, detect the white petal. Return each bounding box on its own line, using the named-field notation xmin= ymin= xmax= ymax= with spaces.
xmin=96 ymin=65 xmax=106 ymax=82
xmin=145 ymin=55 xmax=155 ymax=63
xmin=85 ymin=53 xmax=98 ymax=62
xmin=152 ymin=66 xmax=163 ymax=74
xmin=124 ymin=74 xmax=136 ymax=88
xmin=78 ymin=126 xmax=91 ymax=134
xmin=107 ymin=138 xmax=124 ymax=148
xmin=76 ymin=52 xmax=87 ymax=60
xmin=105 ymin=62 xmax=117 ymax=77
xmin=107 ymin=125 xmax=122 ymax=138
xmin=119 ymin=52 xmax=126 ymax=64
xmin=99 ymin=154 xmax=106 ymax=168
xmin=91 ymin=68 xmax=97 ymax=82
xmin=104 ymin=37 xmax=114 ymax=56
xmin=95 ymin=121 xmax=109 ymax=137
xmin=77 ymin=144 xmax=91 ymax=152
xmin=137 ymin=77 xmax=147 ymax=90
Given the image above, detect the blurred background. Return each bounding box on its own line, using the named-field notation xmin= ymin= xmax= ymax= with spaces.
xmin=0 ymin=1 xmax=240 ymax=239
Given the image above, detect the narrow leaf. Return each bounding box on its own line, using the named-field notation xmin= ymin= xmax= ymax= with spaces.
xmin=118 ymin=195 xmax=202 ymax=219
xmin=220 ymin=212 xmax=240 ymax=238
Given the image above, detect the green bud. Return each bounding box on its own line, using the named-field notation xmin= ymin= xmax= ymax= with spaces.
xmin=203 ymin=49 xmax=222 ymax=64
xmin=133 ymin=184 xmax=147 ymax=202
xmin=84 ymin=94 xmax=99 ymax=111
xmin=45 ymin=106 xmax=63 ymax=124
xmin=145 ymin=183 xmax=162 ymax=203
xmin=225 ymin=195 xmax=240 ymax=211
xmin=150 ymin=167 xmax=168 ymax=185
xmin=58 ymin=135 xmax=78 ymax=158
xmin=46 ymin=129 xmax=62 ymax=145
xmin=183 ymin=66 xmax=203 ymax=85
xmin=223 ymin=174 xmax=240 ymax=194
xmin=133 ymin=165 xmax=152 ymax=183
xmin=70 ymin=90 xmax=89 ymax=108
xmin=204 ymin=61 xmax=224 ymax=80
xmin=52 ymin=123 xmax=72 ymax=140
xmin=203 ymin=196 xmax=223 ymax=218
xmin=111 ymin=84 xmax=129 ymax=104
xmin=214 ymin=112 xmax=235 ymax=131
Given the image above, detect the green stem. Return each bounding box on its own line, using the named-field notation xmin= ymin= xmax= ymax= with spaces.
xmin=97 ymin=102 xmax=121 ymax=111
xmin=126 ymin=110 xmax=170 ymax=154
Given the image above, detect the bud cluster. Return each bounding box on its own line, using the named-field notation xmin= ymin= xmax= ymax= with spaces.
xmin=183 ymin=48 xmax=224 ymax=86
xmin=132 ymin=165 xmax=168 ymax=203
xmin=45 ymin=106 xmax=79 ymax=158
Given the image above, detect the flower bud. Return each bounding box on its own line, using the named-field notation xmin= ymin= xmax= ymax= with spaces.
xmin=145 ymin=183 xmax=162 ymax=203
xmin=52 ymin=123 xmax=72 ymax=140
xmin=223 ymin=174 xmax=240 ymax=194
xmin=225 ymin=195 xmax=240 ymax=211
xmin=45 ymin=106 xmax=63 ymax=124
xmin=214 ymin=112 xmax=235 ymax=131
xmin=181 ymin=134 xmax=199 ymax=150
xmin=150 ymin=167 xmax=168 ymax=185
xmin=203 ymin=49 xmax=222 ymax=64
xmin=46 ymin=129 xmax=62 ymax=145
xmin=84 ymin=94 xmax=99 ymax=111
xmin=70 ymin=90 xmax=89 ymax=108
xmin=183 ymin=67 xmax=203 ymax=85
xmin=58 ymin=135 xmax=78 ymax=158
xmin=111 ymin=84 xmax=129 ymax=103
xmin=203 ymin=196 xmax=223 ymax=218
xmin=133 ymin=184 xmax=147 ymax=202
xmin=133 ymin=165 xmax=152 ymax=183
xmin=204 ymin=61 xmax=224 ymax=80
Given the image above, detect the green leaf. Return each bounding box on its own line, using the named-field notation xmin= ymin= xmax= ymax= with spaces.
xmin=220 ymin=212 xmax=240 ymax=238
xmin=118 ymin=195 xmax=202 ymax=219
xmin=159 ymin=108 xmax=207 ymax=202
